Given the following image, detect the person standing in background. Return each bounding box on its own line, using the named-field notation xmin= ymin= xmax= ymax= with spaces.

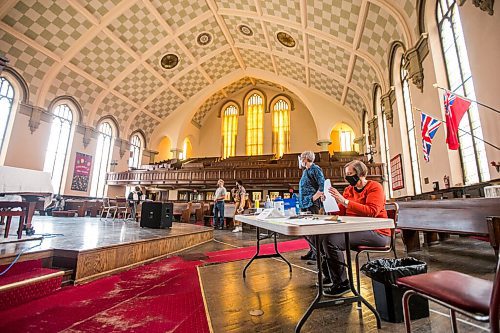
xmin=213 ymin=179 xmax=227 ymax=230
xmin=231 ymin=180 xmax=246 ymax=233
xmin=298 ymin=151 xmax=325 ymax=261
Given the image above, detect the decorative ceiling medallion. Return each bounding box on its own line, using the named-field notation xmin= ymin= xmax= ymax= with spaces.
xmin=238 ymin=24 xmax=253 ymax=37
xmin=160 ymin=53 xmax=179 ymax=70
xmin=276 ymin=31 xmax=296 ymax=48
xmin=197 ymin=32 xmax=213 ymax=46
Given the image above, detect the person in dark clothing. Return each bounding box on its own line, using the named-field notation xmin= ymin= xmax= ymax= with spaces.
xmin=46 ymin=195 xmax=65 ymax=216
xmin=298 ymin=151 xmax=325 ymax=261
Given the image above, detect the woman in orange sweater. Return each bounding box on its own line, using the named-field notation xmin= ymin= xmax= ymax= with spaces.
xmin=322 ymin=160 xmax=390 ymax=297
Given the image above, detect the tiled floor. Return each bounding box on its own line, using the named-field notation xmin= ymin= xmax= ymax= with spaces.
xmin=193 ymin=229 xmax=495 ymax=332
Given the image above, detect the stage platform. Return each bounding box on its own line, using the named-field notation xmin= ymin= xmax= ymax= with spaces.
xmin=0 ymin=216 xmax=213 ymax=284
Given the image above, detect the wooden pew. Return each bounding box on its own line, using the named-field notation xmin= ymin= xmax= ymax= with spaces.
xmin=86 ymin=200 xmax=103 ymax=217
xmin=397 ymin=198 xmax=500 ymax=257
xmin=64 ymin=200 xmax=87 ymax=217
xmin=172 ymin=202 xmax=190 ymax=222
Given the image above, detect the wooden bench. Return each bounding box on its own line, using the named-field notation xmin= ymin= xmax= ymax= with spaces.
xmin=52 ymin=210 xmax=78 ymax=217
xmin=397 ymin=198 xmax=500 ymax=257
xmin=64 ymin=200 xmax=87 ymax=217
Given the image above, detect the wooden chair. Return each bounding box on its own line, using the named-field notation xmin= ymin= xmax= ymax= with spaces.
xmin=397 ymin=258 xmax=500 ymax=333
xmin=354 ymin=202 xmax=399 ymax=306
xmin=100 ymin=198 xmax=117 ymax=220
xmin=0 ymin=201 xmax=29 ymax=239
xmin=114 ymin=198 xmax=130 ymax=220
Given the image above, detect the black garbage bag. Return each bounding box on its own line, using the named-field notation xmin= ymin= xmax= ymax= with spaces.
xmin=360 ymin=257 xmax=429 ymax=323
xmin=361 ymin=257 xmax=427 ymax=286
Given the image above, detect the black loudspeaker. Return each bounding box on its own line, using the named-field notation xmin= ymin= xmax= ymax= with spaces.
xmin=140 ymin=202 xmax=173 ymax=229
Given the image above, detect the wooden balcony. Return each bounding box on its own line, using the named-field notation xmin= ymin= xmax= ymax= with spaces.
xmin=106 ymin=163 xmax=385 ymax=189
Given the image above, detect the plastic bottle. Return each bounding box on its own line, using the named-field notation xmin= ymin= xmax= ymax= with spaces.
xmin=265 ymin=195 xmax=272 ymax=208
xmin=292 ymin=193 xmax=300 ymax=215
xmin=273 ymin=196 xmax=285 ymax=215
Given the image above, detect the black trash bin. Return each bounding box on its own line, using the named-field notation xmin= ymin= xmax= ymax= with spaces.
xmin=361 ymin=257 xmax=430 ymax=323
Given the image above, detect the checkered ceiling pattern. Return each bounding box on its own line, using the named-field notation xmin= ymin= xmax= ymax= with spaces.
xmin=45 ymin=66 xmax=104 ymax=119
xmin=132 ymin=112 xmax=160 ymax=139
xmin=359 ymin=2 xmax=406 ymax=71
xmin=146 ymin=89 xmax=184 ymax=119
xmin=309 ymin=68 xmax=344 ymax=101
xmin=0 ymin=0 xmax=418 ymax=138
xmin=96 ymin=93 xmax=136 ymax=134
xmin=114 ymin=65 xmax=163 ymax=105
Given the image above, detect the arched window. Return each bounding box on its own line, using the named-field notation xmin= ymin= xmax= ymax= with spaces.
xmin=246 ymin=92 xmax=264 ymax=156
xmin=43 ymin=104 xmax=74 ymax=194
xmin=272 ymin=99 xmax=290 ymax=158
xmin=401 ymin=56 xmax=422 ymax=195
xmin=329 ymin=123 xmax=355 ymax=153
xmin=90 ymin=121 xmax=114 ymax=198
xmin=437 ymin=0 xmax=489 ymax=184
xmin=180 ymin=137 xmax=192 ymax=160
xmin=129 ymin=134 xmax=143 ymax=168
xmin=221 ymin=104 xmax=238 ymax=159
xmin=0 ymin=77 xmax=15 ymax=157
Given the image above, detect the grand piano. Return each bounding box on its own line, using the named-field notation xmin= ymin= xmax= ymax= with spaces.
xmin=0 ymin=166 xmax=53 ymax=235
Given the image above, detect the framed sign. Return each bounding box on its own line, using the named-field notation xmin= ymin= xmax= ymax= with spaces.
xmin=71 ymin=152 xmax=92 ymax=192
xmin=390 ymin=154 xmax=404 ymax=191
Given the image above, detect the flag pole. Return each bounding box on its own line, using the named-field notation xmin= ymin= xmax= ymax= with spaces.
xmin=432 ymin=84 xmax=500 ymax=115
xmin=414 ymin=108 xmax=500 ymax=151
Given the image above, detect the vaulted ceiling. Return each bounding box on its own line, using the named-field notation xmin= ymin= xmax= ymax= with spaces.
xmin=0 ymin=0 xmax=419 ymax=141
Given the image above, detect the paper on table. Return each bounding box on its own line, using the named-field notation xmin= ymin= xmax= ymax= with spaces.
xmin=323 ymin=179 xmax=340 ymax=213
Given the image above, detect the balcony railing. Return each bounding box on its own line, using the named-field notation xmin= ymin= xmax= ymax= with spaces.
xmin=106 ymin=163 xmax=385 ymax=188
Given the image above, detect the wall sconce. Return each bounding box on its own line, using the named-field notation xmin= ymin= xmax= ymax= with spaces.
xmin=110 ymin=160 xmax=118 ymax=172
xmin=491 ymin=161 xmax=500 ymax=173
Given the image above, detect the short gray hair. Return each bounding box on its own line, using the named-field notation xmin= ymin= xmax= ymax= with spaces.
xmin=344 ymin=160 xmax=368 ymax=177
xmin=300 ymin=151 xmax=315 ymax=163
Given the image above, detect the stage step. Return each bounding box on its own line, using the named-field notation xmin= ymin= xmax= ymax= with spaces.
xmin=0 ymin=259 xmax=64 ymax=310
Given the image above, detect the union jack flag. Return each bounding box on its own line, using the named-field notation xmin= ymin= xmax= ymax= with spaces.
xmin=420 ymin=113 xmax=442 ymax=162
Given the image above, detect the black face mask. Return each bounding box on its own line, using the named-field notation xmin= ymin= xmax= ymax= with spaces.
xmin=345 ymin=174 xmax=360 ymax=187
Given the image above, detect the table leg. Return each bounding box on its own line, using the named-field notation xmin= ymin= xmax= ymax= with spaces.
xmin=344 ymin=233 xmax=382 ymax=328
xmin=295 ymin=235 xmax=323 ymax=332
xmin=295 ymin=234 xmax=383 ymax=332
xmin=242 ymin=226 xmax=293 ymax=279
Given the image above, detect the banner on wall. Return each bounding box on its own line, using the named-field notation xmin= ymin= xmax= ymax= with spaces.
xmin=390 ymin=154 xmax=404 ymax=191
xmin=71 ymin=152 xmax=92 ymax=192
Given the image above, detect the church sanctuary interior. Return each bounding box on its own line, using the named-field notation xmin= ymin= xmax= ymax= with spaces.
xmin=1 ymin=0 xmax=500 ymax=332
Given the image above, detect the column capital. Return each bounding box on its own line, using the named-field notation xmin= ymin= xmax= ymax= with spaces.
xmin=316 ymin=139 xmax=332 ymax=152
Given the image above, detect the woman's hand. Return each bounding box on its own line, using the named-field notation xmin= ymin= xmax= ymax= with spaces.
xmin=312 ymin=192 xmax=323 ymax=202
xmin=328 ymin=187 xmax=348 ymax=206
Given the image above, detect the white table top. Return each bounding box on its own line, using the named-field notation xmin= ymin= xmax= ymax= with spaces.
xmin=0 ymin=166 xmax=53 ymax=195
xmin=234 ymin=214 xmax=394 ymax=236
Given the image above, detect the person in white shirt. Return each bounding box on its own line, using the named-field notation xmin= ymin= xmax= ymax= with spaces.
xmin=213 ymin=179 xmax=227 ymax=230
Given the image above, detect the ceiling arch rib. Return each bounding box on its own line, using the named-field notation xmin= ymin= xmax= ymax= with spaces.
xmin=35 ymin=0 xmax=138 ymax=107
xmin=215 ymin=6 xmax=387 ymax=90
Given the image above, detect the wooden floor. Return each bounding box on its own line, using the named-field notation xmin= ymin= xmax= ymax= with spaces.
xmin=0 ymin=216 xmax=213 ymax=283
xmin=194 ymin=229 xmax=496 ymax=333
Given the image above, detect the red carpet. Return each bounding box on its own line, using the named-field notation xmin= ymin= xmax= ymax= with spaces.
xmin=0 ymin=259 xmax=63 ymax=310
xmin=0 ymin=238 xmax=308 ymax=332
